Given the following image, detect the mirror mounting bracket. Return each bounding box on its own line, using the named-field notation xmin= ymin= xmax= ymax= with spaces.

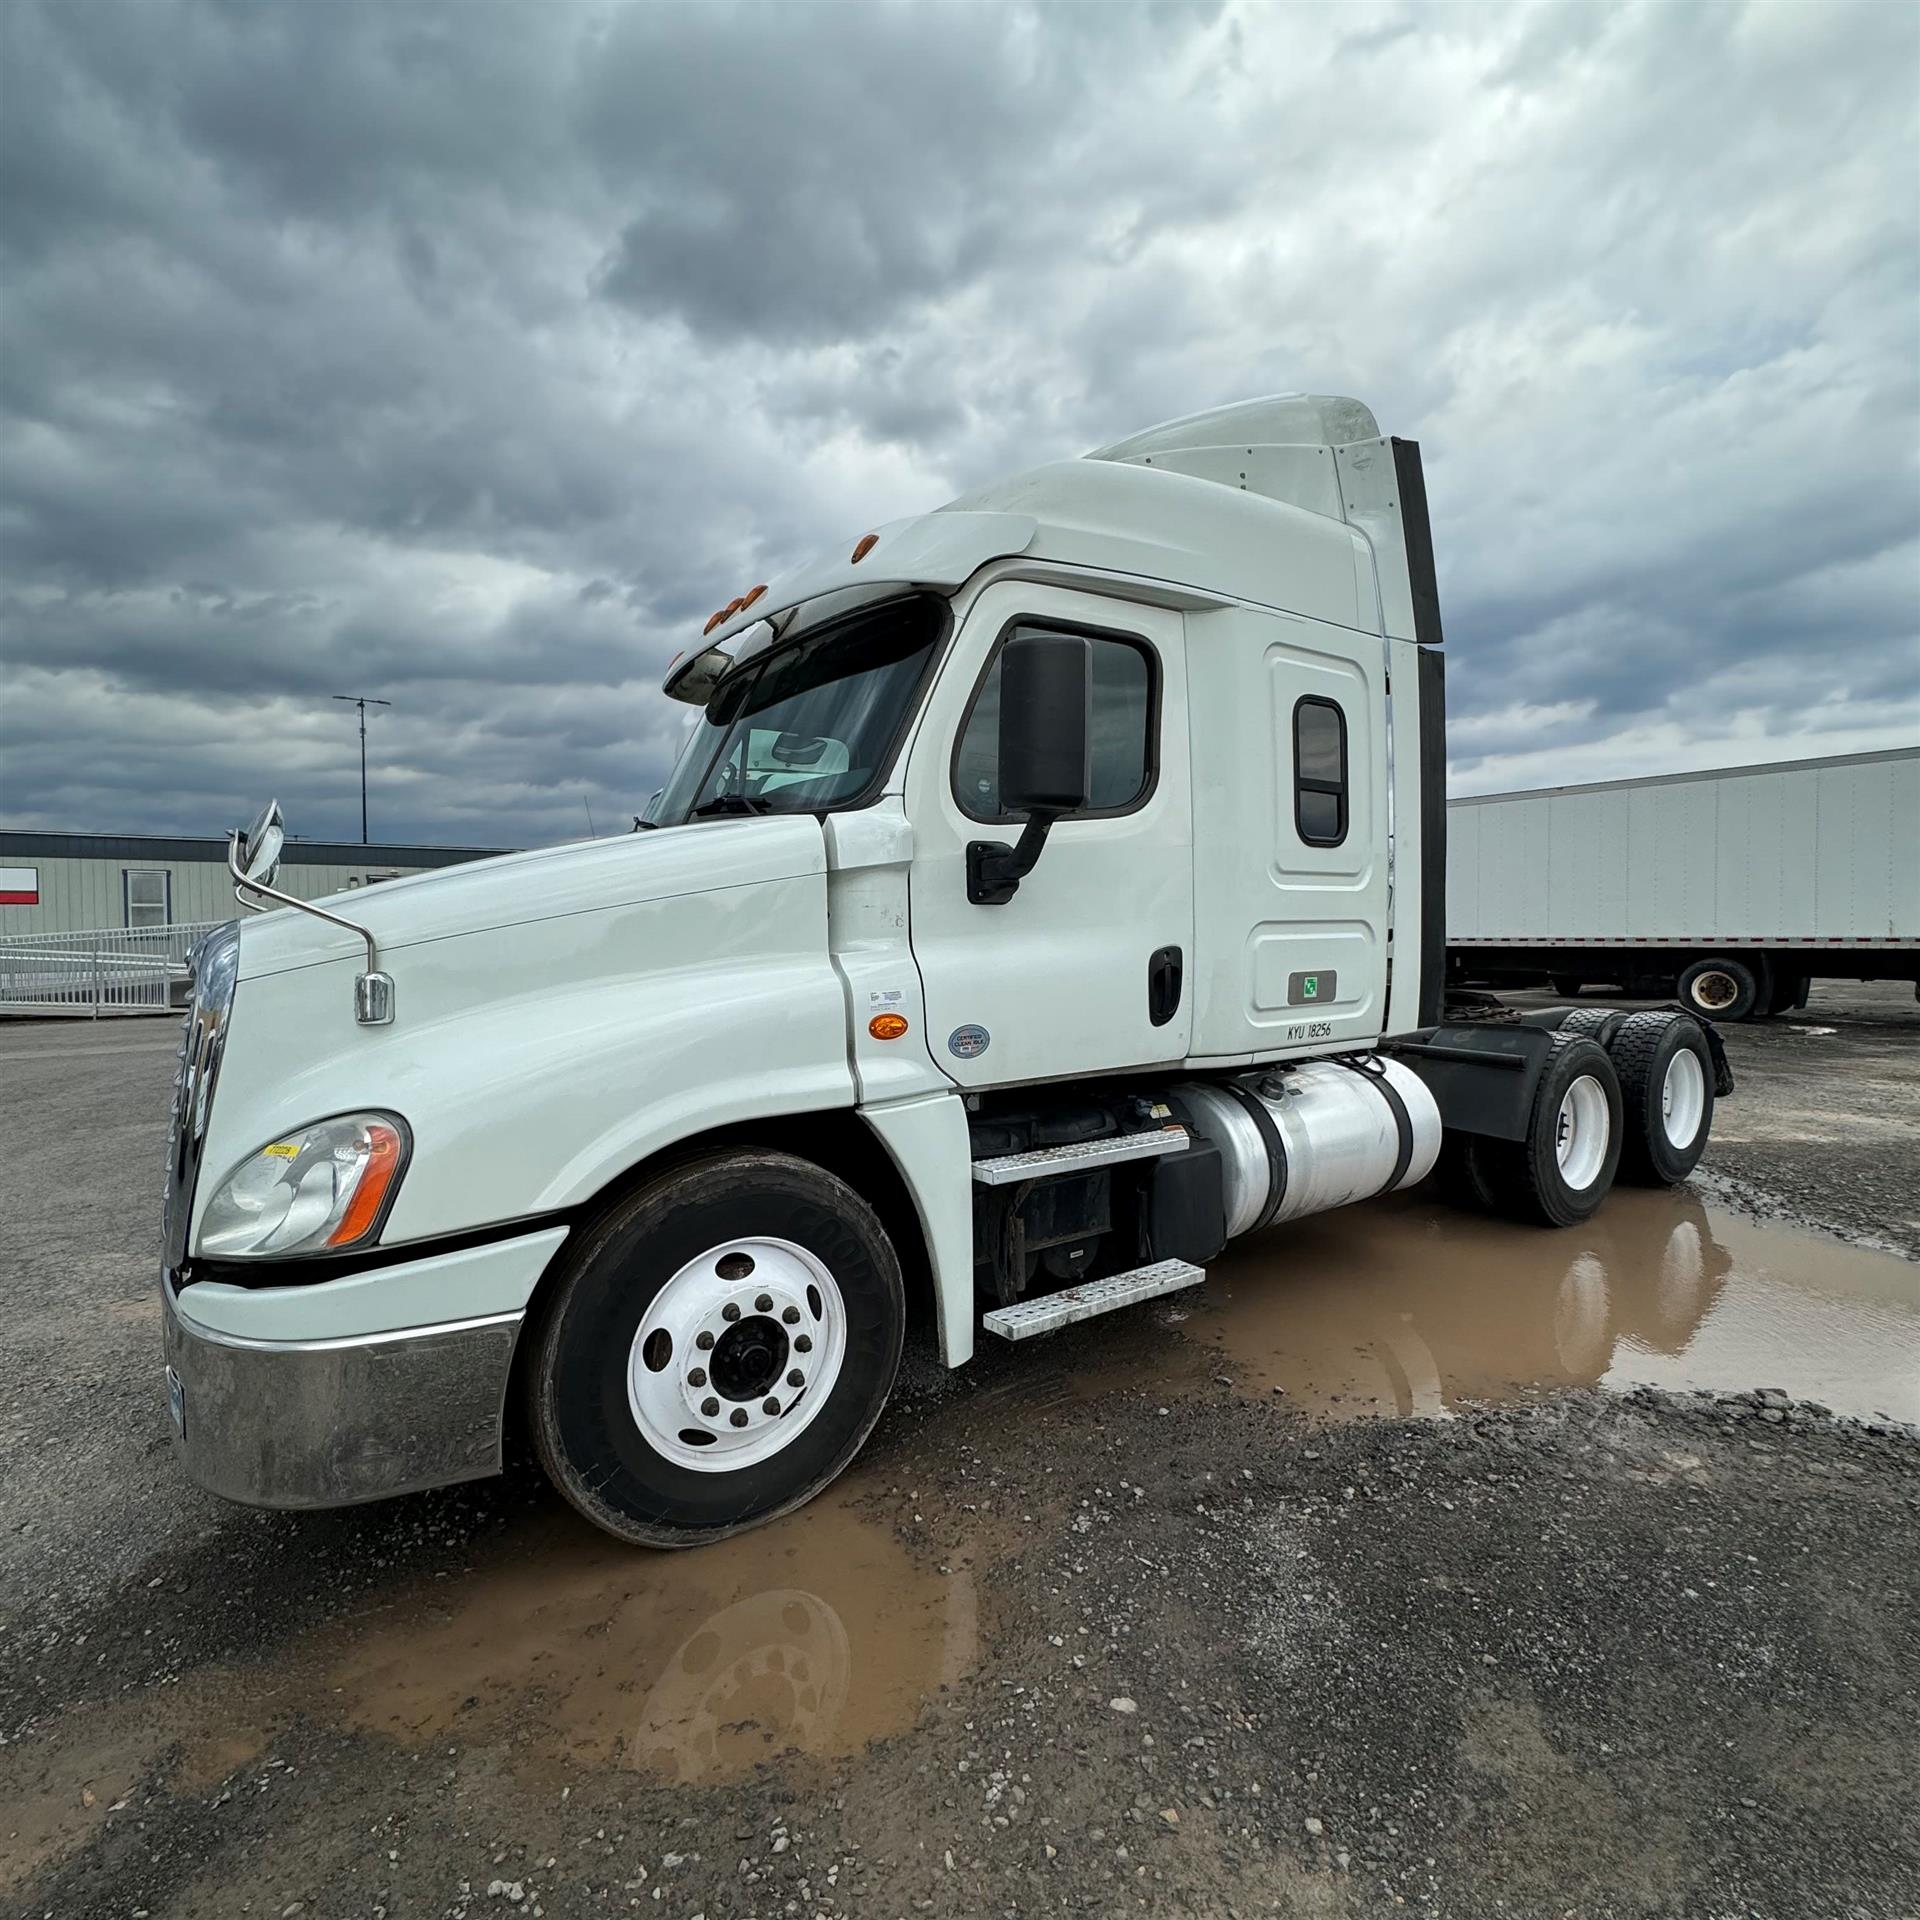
xmin=226 ymin=831 xmax=395 ymax=1026
xmin=967 ymin=808 xmax=1062 ymax=906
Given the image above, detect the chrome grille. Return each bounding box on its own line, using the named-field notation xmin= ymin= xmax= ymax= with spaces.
xmin=162 ymin=923 xmax=239 ymax=1272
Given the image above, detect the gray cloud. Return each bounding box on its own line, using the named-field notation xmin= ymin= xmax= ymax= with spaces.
xmin=1 ymin=0 xmax=1915 ymax=852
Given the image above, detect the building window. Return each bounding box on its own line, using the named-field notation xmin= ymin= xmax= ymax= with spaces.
xmin=124 ymin=868 xmax=172 ymax=928
xmin=954 ymin=624 xmax=1157 ymax=820
xmin=1293 ymin=697 xmax=1348 ymax=847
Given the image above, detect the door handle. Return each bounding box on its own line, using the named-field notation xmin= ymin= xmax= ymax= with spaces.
xmin=1148 ymin=946 xmax=1183 ymax=1027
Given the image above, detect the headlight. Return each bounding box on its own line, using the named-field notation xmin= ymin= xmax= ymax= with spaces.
xmin=199 ymin=1112 xmax=410 ymax=1260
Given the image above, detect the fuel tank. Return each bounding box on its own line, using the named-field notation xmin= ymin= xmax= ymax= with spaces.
xmin=1174 ymin=1058 xmax=1442 ymax=1241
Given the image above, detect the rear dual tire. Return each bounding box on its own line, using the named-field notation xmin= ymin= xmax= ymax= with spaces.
xmin=1609 ymin=1011 xmax=1715 ymax=1186
xmin=1472 ymin=1035 xmax=1624 ymax=1228
xmin=530 ymin=1150 xmax=904 ymax=1548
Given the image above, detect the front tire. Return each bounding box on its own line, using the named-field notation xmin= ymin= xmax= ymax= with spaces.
xmin=530 ymin=1149 xmax=904 ymax=1547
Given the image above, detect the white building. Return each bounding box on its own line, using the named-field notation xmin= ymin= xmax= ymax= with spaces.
xmin=0 ymin=829 xmax=513 ymax=938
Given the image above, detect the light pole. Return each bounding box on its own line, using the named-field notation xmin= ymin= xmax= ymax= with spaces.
xmin=331 ymin=694 xmax=392 ymax=845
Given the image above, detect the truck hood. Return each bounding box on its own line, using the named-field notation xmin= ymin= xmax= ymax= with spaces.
xmin=237 ymin=816 xmax=827 ymax=979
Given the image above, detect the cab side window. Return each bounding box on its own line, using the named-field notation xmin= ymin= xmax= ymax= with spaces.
xmin=955 ymin=625 xmax=1155 ymax=820
xmin=1293 ymin=696 xmax=1348 ymax=846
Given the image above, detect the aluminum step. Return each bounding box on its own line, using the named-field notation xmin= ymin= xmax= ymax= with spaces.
xmin=981 ymin=1259 xmax=1206 ymax=1342
xmin=971 ymin=1127 xmax=1189 ymax=1187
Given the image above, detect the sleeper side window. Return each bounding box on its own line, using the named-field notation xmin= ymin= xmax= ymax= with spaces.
xmin=1293 ymin=697 xmax=1348 ymax=847
xmin=955 ymin=625 xmax=1156 ymax=821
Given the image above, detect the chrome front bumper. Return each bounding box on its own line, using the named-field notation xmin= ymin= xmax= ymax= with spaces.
xmin=161 ymin=1277 xmax=523 ymax=1509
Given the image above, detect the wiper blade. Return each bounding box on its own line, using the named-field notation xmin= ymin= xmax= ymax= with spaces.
xmin=689 ymin=792 xmax=771 ymax=818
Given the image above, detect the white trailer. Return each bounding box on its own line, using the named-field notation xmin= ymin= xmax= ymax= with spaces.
xmin=156 ymin=395 xmax=1736 ymax=1547
xmin=1447 ymin=749 xmax=1920 ymax=1020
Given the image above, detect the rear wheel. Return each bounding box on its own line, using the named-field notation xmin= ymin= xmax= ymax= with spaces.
xmin=1435 ymin=1132 xmax=1499 ymax=1213
xmin=530 ymin=1149 xmax=904 ymax=1547
xmin=1478 ymin=1035 xmax=1624 ymax=1228
xmin=1762 ymin=969 xmax=1807 ymax=1017
xmin=1676 ymin=955 xmax=1760 ymax=1022
xmin=1608 ymin=1011 xmax=1714 ymax=1186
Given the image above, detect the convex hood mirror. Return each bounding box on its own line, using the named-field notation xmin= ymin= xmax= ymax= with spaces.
xmin=238 ymin=799 xmax=285 ymax=891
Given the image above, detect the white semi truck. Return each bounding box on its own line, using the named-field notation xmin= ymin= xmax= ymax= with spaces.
xmin=161 ymin=396 xmax=1732 ymax=1547
xmin=1447 ymin=748 xmax=1920 ymax=1019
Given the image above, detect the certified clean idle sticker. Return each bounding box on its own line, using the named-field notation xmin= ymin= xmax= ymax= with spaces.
xmin=947 ymin=1023 xmax=991 ymax=1060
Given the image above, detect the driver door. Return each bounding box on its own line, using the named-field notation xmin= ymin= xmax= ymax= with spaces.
xmin=905 ymin=581 xmax=1193 ymax=1089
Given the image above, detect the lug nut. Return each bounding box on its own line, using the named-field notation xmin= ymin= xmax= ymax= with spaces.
xmin=787 ymin=1369 xmax=804 ymax=1388
xmin=781 ymin=1305 xmax=800 ymax=1324
xmin=688 ymin=1367 xmax=707 ymax=1388
xmin=696 ymin=1331 xmax=715 ymax=1351
xmin=701 ymin=1397 xmax=720 ymax=1417
xmin=722 ymin=1302 xmax=741 ymax=1322
xmin=795 ymin=1334 xmax=813 ymax=1353
xmin=730 ymin=1408 xmax=749 ymax=1428
xmin=763 ymin=1397 xmax=781 ymax=1416
xmin=755 ymin=1293 xmax=773 ymax=1313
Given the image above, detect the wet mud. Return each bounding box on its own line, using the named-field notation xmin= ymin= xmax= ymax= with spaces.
xmin=1178 ymin=1185 xmax=1920 ymax=1426
xmin=324 ymin=1494 xmax=979 ymax=1784
xmin=1 ymin=1490 xmax=987 ymax=1893
xmin=3 ymin=1001 xmax=1918 ymax=1918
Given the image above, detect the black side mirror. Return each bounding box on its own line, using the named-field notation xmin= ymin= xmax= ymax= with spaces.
xmin=998 ymin=633 xmax=1091 ymax=814
xmin=968 ymin=633 xmax=1092 ymax=905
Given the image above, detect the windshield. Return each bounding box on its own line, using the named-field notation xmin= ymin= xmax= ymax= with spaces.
xmin=651 ymin=595 xmax=945 ymax=825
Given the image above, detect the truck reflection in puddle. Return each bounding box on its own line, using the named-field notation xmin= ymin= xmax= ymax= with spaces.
xmin=1188 ymin=1187 xmax=1920 ymax=1426
xmin=324 ymin=1495 xmax=978 ymax=1785
xmin=2 ymin=1501 xmax=980 ymax=1895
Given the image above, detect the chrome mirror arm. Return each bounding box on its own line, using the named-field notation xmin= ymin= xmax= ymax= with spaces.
xmin=226 ymin=833 xmax=394 ymax=1024
xmin=227 ymin=831 xmax=380 ymax=973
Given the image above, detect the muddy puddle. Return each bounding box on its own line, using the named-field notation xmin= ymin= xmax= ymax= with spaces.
xmin=1 ymin=1490 xmax=979 ymax=1891
xmin=323 ymin=1493 xmax=977 ymax=1783
xmin=1175 ymin=1187 xmax=1919 ymax=1425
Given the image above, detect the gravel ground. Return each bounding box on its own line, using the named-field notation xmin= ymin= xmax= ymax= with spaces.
xmin=2 ymin=994 xmax=1916 ymax=1920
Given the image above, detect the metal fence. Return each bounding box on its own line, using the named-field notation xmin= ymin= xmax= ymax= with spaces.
xmin=0 ymin=921 xmax=222 ymax=1017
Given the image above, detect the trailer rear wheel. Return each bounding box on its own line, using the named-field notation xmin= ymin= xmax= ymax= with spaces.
xmin=529 ymin=1149 xmax=904 ymax=1547
xmin=1608 ymin=1012 xmax=1714 ymax=1186
xmin=1478 ymin=1035 xmax=1623 ymax=1228
xmin=1762 ymin=970 xmax=1808 ymax=1017
xmin=1676 ymin=956 xmax=1760 ymax=1021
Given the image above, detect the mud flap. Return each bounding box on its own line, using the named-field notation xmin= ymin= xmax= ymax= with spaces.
xmin=1382 ymin=1023 xmax=1556 ymax=1144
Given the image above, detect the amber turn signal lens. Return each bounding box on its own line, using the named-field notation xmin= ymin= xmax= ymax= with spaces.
xmin=325 ymin=1121 xmax=406 ymax=1247
xmin=868 ymin=1013 xmax=910 ymax=1041
xmin=850 ymin=533 xmax=878 ymax=563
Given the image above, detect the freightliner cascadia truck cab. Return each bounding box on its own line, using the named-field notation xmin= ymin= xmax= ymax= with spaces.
xmin=161 ymin=396 xmax=1731 ymax=1545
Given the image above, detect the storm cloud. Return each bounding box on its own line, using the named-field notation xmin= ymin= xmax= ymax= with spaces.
xmin=2 ymin=0 xmax=1915 ymax=848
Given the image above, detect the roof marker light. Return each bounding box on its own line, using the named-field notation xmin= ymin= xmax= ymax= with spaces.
xmin=850 ymin=533 xmax=878 ymax=563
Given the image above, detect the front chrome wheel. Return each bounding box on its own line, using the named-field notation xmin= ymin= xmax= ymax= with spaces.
xmin=530 ymin=1148 xmax=904 ymax=1547
xmin=627 ymin=1236 xmax=848 ymax=1472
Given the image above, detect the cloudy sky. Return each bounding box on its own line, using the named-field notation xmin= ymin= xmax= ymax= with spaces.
xmin=2 ymin=0 xmax=1916 ymax=849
